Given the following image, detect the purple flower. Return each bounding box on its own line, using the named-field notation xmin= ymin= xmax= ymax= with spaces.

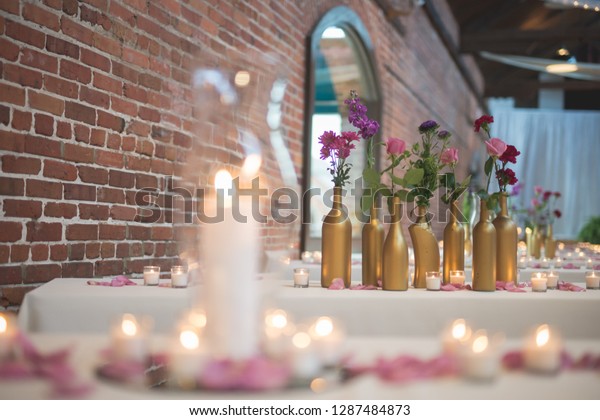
xmin=418 ymin=120 xmax=438 ymax=133
xmin=437 ymin=130 xmax=451 ymax=139
xmin=360 ymin=120 xmax=379 ymax=139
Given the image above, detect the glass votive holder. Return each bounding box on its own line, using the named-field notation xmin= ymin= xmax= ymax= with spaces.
xmin=171 ymin=266 xmax=188 ymax=288
xmin=540 ymin=257 xmax=549 ymax=268
xmin=143 ymin=265 xmax=160 ymax=286
xmin=293 ymin=268 xmax=309 ymax=288
xmin=546 ymin=271 xmax=559 ymax=289
xmin=553 ymin=257 xmax=562 ymax=268
xmin=425 ymin=271 xmax=441 ymax=291
xmin=585 ymin=271 xmax=599 ymax=290
xmin=449 ymin=270 xmax=466 ymax=285
xmin=530 ymin=272 xmax=547 ymax=292
xmin=518 ymin=257 xmax=527 ymax=269
xmin=301 ymin=251 xmax=314 ymax=263
xmin=312 ymin=251 xmax=322 ymax=263
xmin=586 ymin=258 xmax=593 ymax=269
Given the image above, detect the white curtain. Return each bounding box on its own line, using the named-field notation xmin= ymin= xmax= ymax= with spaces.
xmin=489 ymin=108 xmax=600 ymax=239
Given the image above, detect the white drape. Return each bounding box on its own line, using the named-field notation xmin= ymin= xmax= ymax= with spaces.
xmin=489 ymin=108 xmax=600 ymax=239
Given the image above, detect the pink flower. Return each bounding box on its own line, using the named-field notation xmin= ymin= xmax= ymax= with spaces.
xmin=531 ymin=198 xmax=540 ymax=208
xmin=440 ymin=148 xmax=459 ymax=165
xmin=386 ymin=137 xmax=406 ymax=155
xmin=534 ymin=185 xmax=543 ymax=195
xmin=485 ymin=137 xmax=507 ymax=158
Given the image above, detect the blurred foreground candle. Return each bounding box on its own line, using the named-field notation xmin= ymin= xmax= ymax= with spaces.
xmin=425 ymin=271 xmax=441 ymax=291
xmin=0 ymin=313 xmax=16 ymax=360
xmin=170 ymin=266 xmax=188 ymax=288
xmin=524 ymin=324 xmax=562 ymax=373
xmin=312 ymin=251 xmax=322 ymax=263
xmin=546 ymin=271 xmax=559 ymax=289
xmin=263 ymin=308 xmax=294 ymax=359
xmin=293 ymin=268 xmax=309 ymax=288
xmin=169 ymin=325 xmax=206 ymax=386
xmin=554 ymin=257 xmax=562 ymax=268
xmin=309 ymin=316 xmax=345 ymax=366
xmin=291 ymin=330 xmax=321 ymax=382
xmin=111 ymin=313 xmax=148 ymax=363
xmin=518 ymin=257 xmax=527 ymax=269
xmin=301 ymin=251 xmax=313 ymax=263
xmin=585 ymin=271 xmax=599 ymax=290
xmin=442 ymin=318 xmax=472 ymax=354
xmin=531 ymin=272 xmax=547 ymax=292
xmin=449 ymin=270 xmax=465 ymax=285
xmin=202 ymin=167 xmax=260 ymax=360
xmin=459 ymin=330 xmax=499 ymax=381
xmin=143 ymin=266 xmax=160 ymax=286
xmin=586 ymin=258 xmax=593 ymax=269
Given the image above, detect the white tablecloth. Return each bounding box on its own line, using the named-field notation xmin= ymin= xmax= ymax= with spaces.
xmin=1 ymin=334 xmax=599 ymax=400
xmin=19 ymin=278 xmax=600 ymax=339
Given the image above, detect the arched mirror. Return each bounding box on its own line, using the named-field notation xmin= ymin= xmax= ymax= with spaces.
xmin=302 ymin=7 xmax=381 ymax=252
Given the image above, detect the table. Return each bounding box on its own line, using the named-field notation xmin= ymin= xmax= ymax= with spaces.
xmin=0 ymin=333 xmax=599 ymax=400
xmin=519 ymin=267 xmax=592 ymax=283
xmin=19 ymin=278 xmax=600 ymax=339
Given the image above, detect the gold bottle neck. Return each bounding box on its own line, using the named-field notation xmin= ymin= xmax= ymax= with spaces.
xmin=391 ymin=197 xmax=402 ymax=223
xmin=498 ymin=193 xmax=508 ymax=216
xmin=332 ymin=186 xmax=343 ymax=209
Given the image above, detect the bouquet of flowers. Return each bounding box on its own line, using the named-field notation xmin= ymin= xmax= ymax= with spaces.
xmin=529 ymin=186 xmax=562 ymax=227
xmin=318 ymin=130 xmax=361 ymax=188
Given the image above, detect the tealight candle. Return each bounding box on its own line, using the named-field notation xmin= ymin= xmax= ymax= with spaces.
xmin=291 ymin=329 xmax=322 ymax=382
xmin=312 ymin=251 xmax=322 ymax=263
xmin=293 ymin=268 xmax=310 ymax=288
xmin=143 ymin=265 xmax=160 ymax=286
xmin=171 ymin=266 xmax=188 ymax=288
xmin=442 ymin=318 xmax=472 ymax=354
xmin=566 ymin=252 xmax=573 ymax=258
xmin=425 ymin=271 xmax=442 ymax=291
xmin=530 ymin=272 xmax=547 ymax=292
xmin=111 ymin=313 xmax=148 ymax=363
xmin=449 ymin=270 xmax=465 ymax=285
xmin=0 ymin=312 xmax=17 ymax=361
xmin=586 ymin=258 xmax=593 ymax=269
xmin=554 ymin=257 xmax=562 ymax=268
xmin=518 ymin=257 xmax=527 ymax=269
xmin=459 ymin=330 xmax=499 ymax=381
xmin=527 ymin=256 xmax=535 ymax=268
xmin=578 ymin=251 xmax=585 ymax=258
xmin=546 ymin=271 xmax=559 ymax=289
xmin=540 ymin=257 xmax=549 ymax=268
xmin=523 ymin=324 xmax=562 ymax=373
xmin=309 ymin=316 xmax=344 ymax=366
xmin=585 ymin=271 xmax=599 ymax=290
xmin=301 ymin=251 xmax=314 ymax=263
xmin=263 ymin=309 xmax=294 ymax=359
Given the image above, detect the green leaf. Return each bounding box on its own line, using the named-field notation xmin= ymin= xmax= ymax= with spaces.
xmin=361 ymin=193 xmax=374 ymax=214
xmin=396 ymin=189 xmax=409 ymax=202
xmin=391 ymin=174 xmax=406 ymax=187
xmin=363 ymin=167 xmax=380 ymax=187
xmin=404 ymin=168 xmax=424 ymax=185
xmin=378 ymin=186 xmax=393 ymax=197
xmin=439 ymin=172 xmax=455 ymax=189
xmin=484 ymin=157 xmax=494 ymax=177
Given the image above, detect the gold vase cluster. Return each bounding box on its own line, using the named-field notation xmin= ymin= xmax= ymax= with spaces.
xmin=472 ymin=199 xmax=496 ymax=291
xmin=362 ymin=203 xmax=384 ymax=287
xmin=492 ymin=193 xmax=517 ymax=283
xmin=409 ymin=205 xmax=440 ymax=288
xmin=443 ymin=201 xmax=464 ymax=284
xmin=321 ymin=187 xmax=352 ymax=288
xmin=382 ymin=197 xmax=409 ymax=291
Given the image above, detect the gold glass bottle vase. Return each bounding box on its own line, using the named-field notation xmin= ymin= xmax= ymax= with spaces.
xmin=472 ymin=199 xmax=496 ymax=291
xmin=362 ymin=203 xmax=384 ymax=287
xmin=443 ymin=201 xmax=465 ymax=284
xmin=321 ymin=186 xmax=352 ymax=288
xmin=544 ymin=224 xmax=556 ymax=259
xmin=382 ymin=196 xmax=409 ymax=291
xmin=530 ymin=225 xmax=543 ymax=259
xmin=492 ymin=193 xmax=517 ymax=283
xmin=409 ymin=205 xmax=440 ymax=288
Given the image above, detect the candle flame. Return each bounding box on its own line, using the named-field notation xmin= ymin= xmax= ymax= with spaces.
xmin=472 ymin=334 xmax=489 ymax=353
xmin=234 ymin=70 xmax=251 ymax=87
xmin=121 ymin=316 xmax=138 ymax=337
xmin=214 ymin=169 xmax=233 ymax=192
xmin=187 ymin=311 xmax=207 ymax=329
xmin=536 ymin=272 xmax=542 ymax=279
xmin=180 ymin=329 xmax=200 ymax=350
xmin=314 ymin=317 xmax=334 ymax=337
xmin=451 ymin=319 xmax=467 ymax=340
xmin=536 ymin=325 xmax=550 ymax=347
xmin=265 ymin=309 xmax=288 ymax=329
xmin=0 ymin=315 xmax=7 ymax=333
xmin=292 ymin=331 xmax=311 ymax=349
xmin=241 ymin=153 xmax=262 ymax=178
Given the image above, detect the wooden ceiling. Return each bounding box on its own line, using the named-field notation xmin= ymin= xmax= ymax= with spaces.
xmin=445 ymin=0 xmax=600 ymax=109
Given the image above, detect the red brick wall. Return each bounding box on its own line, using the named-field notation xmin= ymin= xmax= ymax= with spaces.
xmin=0 ymin=0 xmax=482 ymax=309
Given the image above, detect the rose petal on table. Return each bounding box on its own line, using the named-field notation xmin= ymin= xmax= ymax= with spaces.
xmin=594 ymin=264 xmax=600 ymax=270
xmin=502 ymin=351 xmax=524 ymax=370
xmin=562 ymin=263 xmax=579 ymax=269
xmin=0 ymin=361 xmax=34 ymax=379
xmin=532 ymin=263 xmax=541 ymax=269
xmin=441 ymin=284 xmax=460 ymax=291
xmin=236 ymin=357 xmax=290 ymax=391
xmin=98 ymin=360 xmax=146 ymax=382
xmin=350 ymin=284 xmax=378 ymax=290
xmin=558 ymin=281 xmax=586 ymax=292
xmin=328 ymin=278 xmax=345 ymax=290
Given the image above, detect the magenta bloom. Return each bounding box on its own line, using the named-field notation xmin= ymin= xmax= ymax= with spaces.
xmin=531 ymin=198 xmax=540 ymax=208
xmin=440 ymin=148 xmax=459 ymax=165
xmin=554 ymin=210 xmax=562 ymax=218
xmin=499 ymin=145 xmax=520 ymax=164
xmin=485 ymin=137 xmax=507 ymax=158
xmin=386 ymin=137 xmax=406 ymax=155
xmin=534 ymin=185 xmax=544 ymax=195
xmin=473 ymin=115 xmax=494 ymax=133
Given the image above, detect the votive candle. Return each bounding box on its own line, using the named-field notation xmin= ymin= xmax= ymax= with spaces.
xmin=426 ymin=271 xmax=442 ymax=291
xmin=585 ymin=271 xmax=599 ymax=290
xmin=111 ymin=313 xmax=148 ymax=363
xmin=531 ymin=272 xmax=547 ymax=292
xmin=518 ymin=257 xmax=527 ymax=269
xmin=143 ymin=265 xmax=160 ymax=286
xmin=546 ymin=271 xmax=559 ymax=289
xmin=523 ymin=324 xmax=562 ymax=373
xmin=312 ymin=251 xmax=322 ymax=263
xmin=449 ymin=270 xmax=466 ymax=285
xmin=586 ymin=258 xmax=593 ymax=269
xmin=460 ymin=330 xmax=499 ymax=381
xmin=301 ymin=251 xmax=314 ymax=263
xmin=171 ymin=266 xmax=188 ymax=288
xmin=540 ymin=257 xmax=549 ymax=268
xmin=442 ymin=318 xmax=472 ymax=354
xmin=554 ymin=257 xmax=562 ymax=268
xmin=293 ymin=268 xmax=309 ymax=288
xmin=0 ymin=313 xmax=16 ymax=361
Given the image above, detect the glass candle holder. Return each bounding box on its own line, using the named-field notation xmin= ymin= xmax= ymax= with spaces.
xmin=301 ymin=251 xmax=314 ymax=263
xmin=293 ymin=268 xmax=310 ymax=288
xmin=546 ymin=271 xmax=559 ymax=289
xmin=585 ymin=271 xmax=599 ymax=290
xmin=143 ymin=265 xmax=160 ymax=286
xmin=171 ymin=266 xmax=188 ymax=288
xmin=425 ymin=271 xmax=441 ymax=291
xmin=523 ymin=324 xmax=562 ymax=374
xmin=553 ymin=257 xmax=562 ymax=268
xmin=530 ymin=272 xmax=547 ymax=292
xmin=449 ymin=270 xmax=465 ymax=285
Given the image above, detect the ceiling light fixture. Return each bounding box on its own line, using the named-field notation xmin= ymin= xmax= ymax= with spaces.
xmin=557 ymin=47 xmax=570 ymax=56
xmin=546 ymin=63 xmax=579 ymax=73
xmin=544 ymin=0 xmax=600 ymax=11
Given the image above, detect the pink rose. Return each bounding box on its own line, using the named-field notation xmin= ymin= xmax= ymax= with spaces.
xmin=485 ymin=137 xmax=507 ymax=158
xmin=440 ymin=148 xmax=459 ymax=165
xmin=531 ymin=198 xmax=540 ymax=208
xmin=386 ymin=137 xmax=406 ymax=155
xmin=534 ymin=185 xmax=543 ymax=195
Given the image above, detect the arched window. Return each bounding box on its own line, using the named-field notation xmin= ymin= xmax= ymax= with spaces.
xmin=302 ymin=6 xmax=381 ymax=252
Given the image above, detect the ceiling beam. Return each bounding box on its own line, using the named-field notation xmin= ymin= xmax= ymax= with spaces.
xmin=485 ymin=79 xmax=600 ymax=97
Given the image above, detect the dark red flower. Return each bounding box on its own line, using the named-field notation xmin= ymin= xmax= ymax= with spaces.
xmin=554 ymin=191 xmax=562 ymax=198
xmin=543 ymin=191 xmax=553 ymax=201
xmin=473 ymin=115 xmax=494 ymax=133
xmin=496 ymin=168 xmax=518 ymax=187
xmin=554 ymin=210 xmax=562 ymax=218
xmin=499 ymin=145 xmax=520 ymax=164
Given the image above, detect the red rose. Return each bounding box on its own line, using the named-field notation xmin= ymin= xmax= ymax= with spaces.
xmin=473 ymin=115 xmax=494 ymax=133
xmin=499 ymin=145 xmax=520 ymax=164
xmin=554 ymin=210 xmax=562 ymax=218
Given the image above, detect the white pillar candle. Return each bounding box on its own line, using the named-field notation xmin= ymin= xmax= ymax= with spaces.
xmin=586 ymin=258 xmax=593 ymax=269
xmin=202 ymin=168 xmax=260 ymax=360
xmin=111 ymin=313 xmax=148 ymax=363
xmin=553 ymin=257 xmax=562 ymax=268
xmin=426 ymin=271 xmax=441 ymax=291
xmin=301 ymin=251 xmax=314 ymax=263
xmin=531 ymin=272 xmax=547 ymax=292
xmin=459 ymin=331 xmax=499 ymax=381
xmin=524 ymin=324 xmax=562 ymax=373
xmin=143 ymin=266 xmax=160 ymax=286
xmin=0 ymin=313 xmax=16 ymax=361
xmin=170 ymin=266 xmax=188 ymax=288
xmin=449 ymin=270 xmax=465 ymax=285
xmin=309 ymin=316 xmax=344 ymax=366
xmin=293 ymin=268 xmax=310 ymax=288
xmin=546 ymin=271 xmax=559 ymax=289
xmin=585 ymin=271 xmax=599 ymax=290
xmin=442 ymin=318 xmax=472 ymax=354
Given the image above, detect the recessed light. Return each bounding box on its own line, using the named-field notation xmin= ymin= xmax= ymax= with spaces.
xmin=546 ymin=63 xmax=579 ymax=73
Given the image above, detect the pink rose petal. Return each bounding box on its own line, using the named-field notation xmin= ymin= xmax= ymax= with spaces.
xmin=350 ymin=284 xmax=378 ymax=290
xmin=558 ymin=281 xmax=586 ymax=292
xmin=328 ymin=278 xmax=345 ymax=290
